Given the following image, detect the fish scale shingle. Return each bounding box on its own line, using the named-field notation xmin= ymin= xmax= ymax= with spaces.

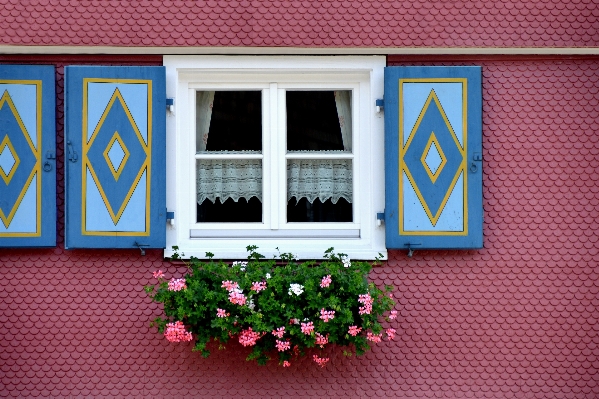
xmin=0 ymin=54 xmax=599 ymax=396
xmin=0 ymin=0 xmax=598 ymax=47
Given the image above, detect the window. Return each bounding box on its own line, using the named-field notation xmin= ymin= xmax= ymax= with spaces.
xmin=165 ymin=56 xmax=386 ymax=259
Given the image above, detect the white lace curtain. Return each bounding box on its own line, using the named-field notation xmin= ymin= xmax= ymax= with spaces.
xmin=197 ymin=159 xmax=262 ymax=204
xmin=287 ymin=159 xmax=352 ymax=204
xmin=196 ymin=90 xmax=352 ymax=204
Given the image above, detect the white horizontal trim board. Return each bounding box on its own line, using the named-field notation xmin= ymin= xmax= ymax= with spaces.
xmin=191 ymin=229 xmax=360 ymax=238
xmin=1 ymin=45 xmax=599 ymax=56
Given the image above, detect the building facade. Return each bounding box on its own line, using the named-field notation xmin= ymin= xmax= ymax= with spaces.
xmin=0 ymin=1 xmax=598 ymax=397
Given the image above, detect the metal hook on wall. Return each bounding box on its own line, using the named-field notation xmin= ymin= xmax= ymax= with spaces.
xmin=134 ymin=242 xmax=150 ymax=256
xmin=405 ymin=243 xmax=421 ymax=258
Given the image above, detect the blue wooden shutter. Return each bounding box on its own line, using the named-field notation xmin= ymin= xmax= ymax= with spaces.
xmin=384 ymin=66 xmax=483 ymax=250
xmin=65 ymin=66 xmax=166 ymax=249
xmin=0 ymin=65 xmax=56 ymax=247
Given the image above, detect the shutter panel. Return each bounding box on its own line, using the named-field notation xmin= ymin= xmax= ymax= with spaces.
xmin=65 ymin=66 xmax=166 ymax=249
xmin=384 ymin=66 xmax=483 ymax=250
xmin=0 ymin=65 xmax=56 ymax=247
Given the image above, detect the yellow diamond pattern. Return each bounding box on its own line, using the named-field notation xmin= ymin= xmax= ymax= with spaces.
xmin=0 ymin=134 xmax=20 ymax=185
xmin=420 ymin=131 xmax=447 ymax=184
xmin=102 ymin=131 xmax=130 ymax=181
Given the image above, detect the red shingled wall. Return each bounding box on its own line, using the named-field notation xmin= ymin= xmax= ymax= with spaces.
xmin=0 ymin=55 xmax=598 ymax=398
xmin=1 ymin=0 xmax=598 ymax=48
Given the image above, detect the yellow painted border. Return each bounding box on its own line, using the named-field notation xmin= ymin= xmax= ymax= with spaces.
xmin=420 ymin=131 xmax=446 ymax=184
xmin=398 ymin=78 xmax=468 ymax=236
xmin=0 ymin=82 xmax=42 ymax=237
xmin=0 ymin=134 xmax=21 ymax=185
xmin=82 ymin=79 xmax=152 ymax=236
xmin=102 ymin=131 xmax=131 ymax=181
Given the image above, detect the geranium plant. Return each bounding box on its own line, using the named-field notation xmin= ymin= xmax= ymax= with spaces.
xmin=145 ymin=246 xmax=397 ymax=367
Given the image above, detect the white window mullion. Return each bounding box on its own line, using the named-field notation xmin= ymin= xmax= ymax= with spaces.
xmin=268 ymin=83 xmax=279 ymax=230
xmin=261 ymin=88 xmax=272 ymax=228
xmin=277 ymin=88 xmax=288 ymax=229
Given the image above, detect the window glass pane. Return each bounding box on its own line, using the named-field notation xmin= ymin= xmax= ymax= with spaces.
xmin=196 ymin=159 xmax=262 ymax=223
xmin=286 ymin=91 xmax=351 ymax=152
xmin=196 ymin=91 xmax=262 ymax=152
xmin=197 ymin=197 xmax=262 ymax=223
xmin=287 ymin=159 xmax=353 ymax=222
xmin=287 ymin=198 xmax=352 ymax=222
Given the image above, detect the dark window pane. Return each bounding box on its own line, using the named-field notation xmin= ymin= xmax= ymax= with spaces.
xmin=197 ymin=197 xmax=262 ymax=223
xmin=197 ymin=91 xmax=262 ymax=152
xmin=286 ymin=91 xmax=346 ymax=151
xmin=287 ymin=197 xmax=352 ymax=222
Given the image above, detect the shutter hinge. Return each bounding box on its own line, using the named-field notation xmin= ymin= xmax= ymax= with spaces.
xmin=375 ymin=99 xmax=384 ymax=113
xmin=166 ymin=98 xmax=175 ymax=114
xmin=43 ymin=150 xmax=56 ymax=172
xmin=166 ymin=211 xmax=175 ymax=226
xmin=470 ymin=152 xmax=483 ymax=173
xmin=376 ymin=212 xmax=385 ymax=226
xmin=67 ymin=141 xmax=78 ymax=163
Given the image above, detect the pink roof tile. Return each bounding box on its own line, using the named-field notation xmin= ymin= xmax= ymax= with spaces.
xmin=0 ymin=0 xmax=597 ymax=48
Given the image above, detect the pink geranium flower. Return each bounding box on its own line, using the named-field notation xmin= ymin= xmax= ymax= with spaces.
xmin=386 ymin=328 xmax=396 ymax=340
xmin=389 ymin=310 xmax=398 ymax=320
xmin=275 ymin=340 xmax=291 ymax=352
xmin=228 ymin=291 xmax=246 ymax=306
xmin=358 ymin=293 xmax=373 ymax=315
xmin=300 ymin=321 xmax=314 ymax=335
xmin=168 ymin=278 xmax=187 ymax=292
xmin=272 ymin=326 xmax=285 ymax=338
xmin=238 ymin=328 xmax=261 ymax=347
xmin=315 ymin=332 xmax=329 ymax=348
xmin=251 ymin=281 xmax=267 ymax=292
xmin=283 ymin=361 xmax=291 ymax=367
xmin=216 ymin=308 xmax=229 ymax=318
xmin=348 ymin=325 xmax=362 ymax=336
xmin=319 ymin=308 xmax=335 ymax=322
xmin=164 ymin=321 xmax=193 ymax=342
xmin=320 ymin=275 xmax=332 ymax=288
xmin=313 ymin=355 xmax=329 ymax=367
xmin=221 ymin=280 xmax=239 ymax=291
xmin=153 ymin=270 xmax=164 ymax=279
xmin=367 ymin=332 xmax=382 ymax=343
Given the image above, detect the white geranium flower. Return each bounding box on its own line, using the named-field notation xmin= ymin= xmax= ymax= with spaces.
xmin=341 ymin=256 xmax=351 ymax=268
xmin=232 ymin=261 xmax=248 ymax=271
xmin=265 ymin=273 xmax=271 ymax=279
xmin=288 ymin=283 xmax=304 ymax=296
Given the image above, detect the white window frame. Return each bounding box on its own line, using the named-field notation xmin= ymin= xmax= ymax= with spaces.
xmin=164 ymin=55 xmax=386 ymax=260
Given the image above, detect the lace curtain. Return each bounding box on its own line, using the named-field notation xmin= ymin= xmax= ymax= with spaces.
xmin=196 ymin=90 xmax=353 ymax=204
xmin=197 ymin=159 xmax=352 ymax=205
xmin=197 ymin=160 xmax=262 ymax=204
xmin=287 ymin=159 xmax=352 ymax=204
